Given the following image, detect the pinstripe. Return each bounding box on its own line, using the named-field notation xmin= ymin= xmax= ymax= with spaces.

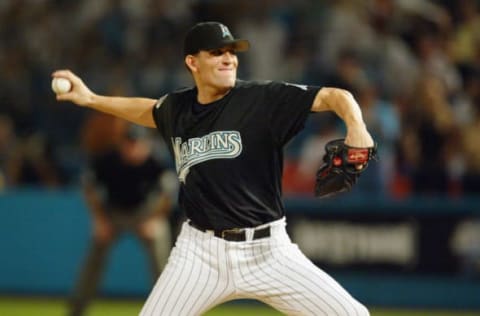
xmin=281 ymin=247 xmax=362 ymax=316
xmin=253 ymin=243 xmax=309 ymax=311
xmin=250 ymin=241 xmax=303 ymax=315
xmin=221 ymin=239 xmax=235 ymax=297
xmin=294 ymin=258 xmax=361 ymax=316
xmin=163 ymin=226 xmax=199 ymax=315
xmin=155 ymin=225 xmax=194 ymax=315
xmin=220 ymin=239 xmax=234 ymax=299
xmin=141 ymin=231 xmax=188 ymax=316
xmin=189 ymin=235 xmax=232 ymax=314
xmin=140 ymin=249 xmax=176 ymax=316
xmin=237 ymin=241 xmax=272 ymax=297
xmin=183 ymin=232 xmax=212 ymax=315
xmin=226 ymin=240 xmax=236 ymax=293
xmin=270 ymin=238 xmax=350 ymax=316
xmin=194 ymin=236 xmax=236 ymax=315
xmin=249 ymin=242 xmax=285 ymax=294
xmin=178 ymin=227 xmax=209 ymax=315
xmin=147 ymin=242 xmax=184 ymax=315
xmin=244 ymin=242 xmax=271 ymax=293
xmin=263 ymin=238 xmax=331 ymax=315
xmin=279 ymin=239 xmax=362 ymax=316
xmin=272 ymin=229 xmax=344 ymax=315
xmin=272 ymin=246 xmax=342 ymax=315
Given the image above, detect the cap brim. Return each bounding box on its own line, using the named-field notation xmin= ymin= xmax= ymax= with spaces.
xmin=228 ymin=39 xmax=250 ymax=52
xmin=205 ymin=39 xmax=250 ymax=52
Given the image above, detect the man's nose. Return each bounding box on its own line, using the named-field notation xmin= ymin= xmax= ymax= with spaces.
xmin=222 ymin=51 xmax=235 ymax=63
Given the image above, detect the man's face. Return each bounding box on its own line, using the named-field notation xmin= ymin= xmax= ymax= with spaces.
xmin=190 ymin=46 xmax=238 ymax=91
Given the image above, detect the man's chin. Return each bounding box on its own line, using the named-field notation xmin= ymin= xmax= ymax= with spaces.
xmin=218 ymin=79 xmax=235 ymax=89
xmin=219 ymin=72 xmax=236 ymax=83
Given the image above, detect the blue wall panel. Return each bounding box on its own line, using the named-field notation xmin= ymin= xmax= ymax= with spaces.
xmin=0 ymin=189 xmax=151 ymax=297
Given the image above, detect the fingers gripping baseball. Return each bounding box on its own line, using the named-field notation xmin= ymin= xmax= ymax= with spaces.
xmin=51 ymin=69 xmax=95 ymax=106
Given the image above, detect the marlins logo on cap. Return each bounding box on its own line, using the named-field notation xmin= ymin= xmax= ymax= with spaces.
xmin=219 ymin=24 xmax=232 ymax=38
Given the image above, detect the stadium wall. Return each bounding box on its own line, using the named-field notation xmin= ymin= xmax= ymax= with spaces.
xmin=0 ymin=189 xmax=479 ymax=309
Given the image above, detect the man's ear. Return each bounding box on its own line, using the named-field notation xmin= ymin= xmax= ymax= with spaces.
xmin=185 ymin=55 xmax=197 ymax=73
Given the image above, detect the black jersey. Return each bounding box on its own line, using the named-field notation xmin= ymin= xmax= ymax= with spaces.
xmin=152 ymin=80 xmax=320 ymax=230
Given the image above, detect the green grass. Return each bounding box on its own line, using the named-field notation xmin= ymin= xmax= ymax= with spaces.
xmin=0 ymin=297 xmax=479 ymax=316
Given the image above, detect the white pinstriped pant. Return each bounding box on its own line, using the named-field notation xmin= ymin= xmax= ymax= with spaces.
xmin=140 ymin=217 xmax=369 ymax=316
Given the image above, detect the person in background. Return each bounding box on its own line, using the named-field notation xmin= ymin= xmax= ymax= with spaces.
xmin=69 ymin=113 xmax=176 ymax=316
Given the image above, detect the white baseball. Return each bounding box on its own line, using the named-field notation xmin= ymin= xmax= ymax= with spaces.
xmin=51 ymin=77 xmax=72 ymax=94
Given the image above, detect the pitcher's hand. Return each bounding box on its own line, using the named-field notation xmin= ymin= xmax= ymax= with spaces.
xmin=52 ymin=70 xmax=95 ymax=107
xmin=344 ymin=124 xmax=374 ymax=148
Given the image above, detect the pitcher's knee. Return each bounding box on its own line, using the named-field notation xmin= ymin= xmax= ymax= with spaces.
xmin=339 ymin=299 xmax=369 ymax=316
xmin=326 ymin=299 xmax=369 ymax=316
xmin=355 ymin=302 xmax=370 ymax=316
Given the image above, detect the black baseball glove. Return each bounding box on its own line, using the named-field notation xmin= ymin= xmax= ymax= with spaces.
xmin=315 ymin=139 xmax=378 ymax=198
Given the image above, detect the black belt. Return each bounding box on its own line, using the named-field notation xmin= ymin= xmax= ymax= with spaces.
xmin=189 ymin=221 xmax=271 ymax=242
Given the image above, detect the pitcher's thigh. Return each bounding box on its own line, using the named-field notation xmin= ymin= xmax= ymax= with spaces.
xmin=139 ymin=247 xmax=232 ymax=316
xmin=262 ymin=247 xmax=369 ymax=316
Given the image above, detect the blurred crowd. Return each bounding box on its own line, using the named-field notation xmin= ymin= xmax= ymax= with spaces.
xmin=0 ymin=0 xmax=479 ymax=198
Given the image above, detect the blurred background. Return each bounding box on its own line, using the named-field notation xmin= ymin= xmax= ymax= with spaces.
xmin=1 ymin=0 xmax=480 ymax=315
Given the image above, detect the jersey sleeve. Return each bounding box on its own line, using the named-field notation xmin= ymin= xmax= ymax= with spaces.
xmin=151 ymin=94 xmax=170 ymax=138
xmin=266 ymin=81 xmax=320 ymax=145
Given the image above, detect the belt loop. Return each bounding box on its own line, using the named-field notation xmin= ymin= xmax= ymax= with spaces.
xmin=245 ymin=228 xmax=254 ymax=241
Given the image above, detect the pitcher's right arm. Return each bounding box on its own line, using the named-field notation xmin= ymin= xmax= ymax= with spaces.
xmin=52 ymin=70 xmax=157 ymax=128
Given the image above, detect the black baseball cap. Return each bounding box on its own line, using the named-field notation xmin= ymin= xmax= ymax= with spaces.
xmin=183 ymin=22 xmax=250 ymax=56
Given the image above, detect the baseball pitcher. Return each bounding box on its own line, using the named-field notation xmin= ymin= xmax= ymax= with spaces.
xmin=53 ymin=22 xmax=375 ymax=316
